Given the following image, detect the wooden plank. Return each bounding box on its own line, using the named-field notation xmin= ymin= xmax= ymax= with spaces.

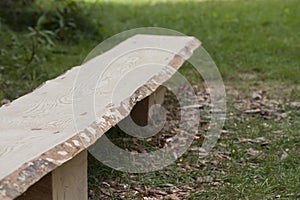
xmin=52 ymin=150 xmax=87 ymax=200
xmin=0 ymin=34 xmax=201 ymax=200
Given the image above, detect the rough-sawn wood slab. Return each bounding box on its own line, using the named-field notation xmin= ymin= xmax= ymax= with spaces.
xmin=0 ymin=34 xmax=201 ymax=199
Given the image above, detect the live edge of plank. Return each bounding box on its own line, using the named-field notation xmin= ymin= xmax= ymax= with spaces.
xmin=0 ymin=35 xmax=201 ymax=200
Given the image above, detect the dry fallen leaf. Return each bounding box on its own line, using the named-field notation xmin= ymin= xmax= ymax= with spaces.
xmin=244 ymin=108 xmax=261 ymax=114
xmin=289 ymin=102 xmax=300 ymax=108
xmin=237 ymin=137 xmax=270 ymax=145
xmin=0 ymin=98 xmax=10 ymax=105
xmin=165 ymin=194 xmax=180 ymax=200
xmin=252 ymin=92 xmax=262 ymax=100
xmin=148 ymin=188 xmax=168 ymax=196
xmin=196 ymin=176 xmax=214 ymax=184
xmin=281 ymin=151 xmax=289 ymax=159
xmin=143 ymin=197 xmax=159 ymax=200
xmin=246 ymin=148 xmax=261 ymax=156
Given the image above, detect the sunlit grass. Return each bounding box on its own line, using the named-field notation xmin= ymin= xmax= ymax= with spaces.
xmin=80 ymin=0 xmax=240 ymax=3
xmin=1 ymin=0 xmax=299 ymax=98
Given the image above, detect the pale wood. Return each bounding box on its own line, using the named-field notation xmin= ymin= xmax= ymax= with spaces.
xmin=52 ymin=150 xmax=87 ymax=200
xmin=0 ymin=34 xmax=201 ymax=199
xmin=15 ymin=150 xmax=87 ymax=200
xmin=149 ymin=86 xmax=166 ymax=106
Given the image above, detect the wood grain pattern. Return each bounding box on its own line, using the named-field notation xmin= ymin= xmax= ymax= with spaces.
xmin=0 ymin=34 xmax=201 ymax=199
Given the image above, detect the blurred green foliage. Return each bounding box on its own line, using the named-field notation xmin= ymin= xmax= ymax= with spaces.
xmin=0 ymin=0 xmax=103 ymax=99
xmin=0 ymin=0 xmax=299 ymax=100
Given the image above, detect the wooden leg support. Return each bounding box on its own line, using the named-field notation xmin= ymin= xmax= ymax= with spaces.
xmin=148 ymin=86 xmax=166 ymax=108
xmin=16 ymin=150 xmax=87 ymax=200
xmin=130 ymin=86 xmax=166 ymax=126
xmin=52 ymin=150 xmax=87 ymax=200
xmin=17 ymin=87 xmax=165 ymax=200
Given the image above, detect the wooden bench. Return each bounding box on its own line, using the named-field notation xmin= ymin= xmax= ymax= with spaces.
xmin=0 ymin=34 xmax=200 ymax=200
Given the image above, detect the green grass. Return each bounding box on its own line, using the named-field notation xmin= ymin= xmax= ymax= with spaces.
xmin=93 ymin=0 xmax=300 ymax=83
xmin=0 ymin=23 xmax=95 ymax=99
xmin=88 ymin=84 xmax=300 ymax=199
xmin=1 ymin=0 xmax=300 ymax=99
xmin=0 ymin=0 xmax=299 ymax=199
